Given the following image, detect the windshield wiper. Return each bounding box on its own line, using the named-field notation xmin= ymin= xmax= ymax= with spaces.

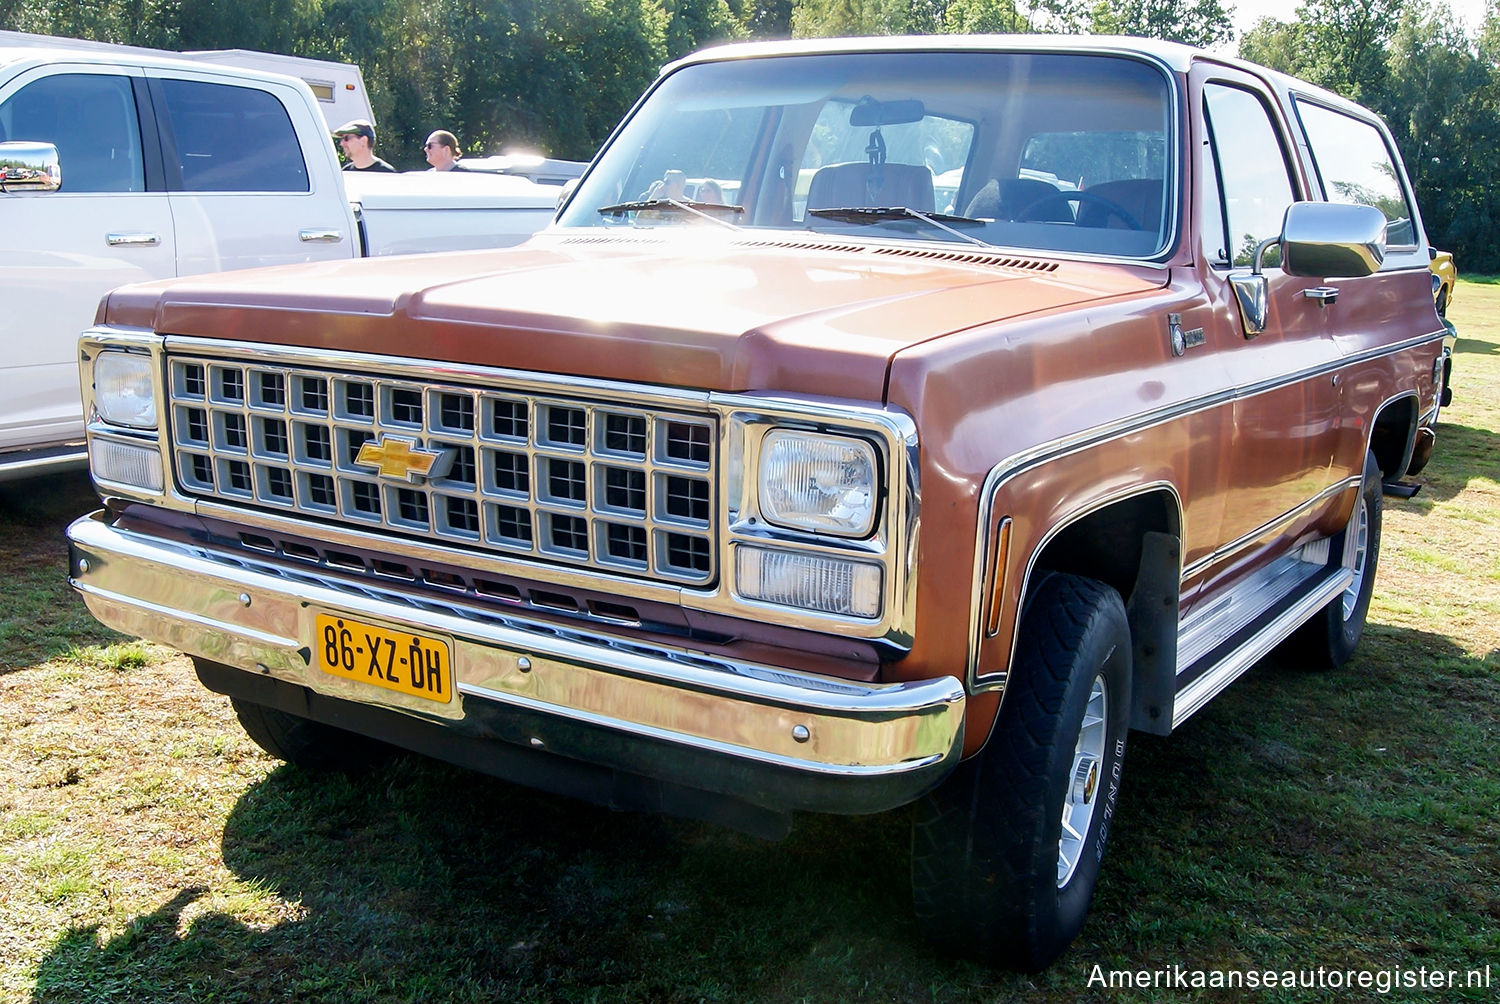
xmin=807 ymin=206 xmax=990 ymax=247
xmin=597 ymin=198 xmax=743 ymax=230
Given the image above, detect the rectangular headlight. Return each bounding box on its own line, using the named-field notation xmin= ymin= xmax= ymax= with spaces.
xmin=757 ymin=430 xmax=877 ymax=537
xmin=735 ymin=545 xmax=883 ymax=618
xmin=93 ymin=351 xmax=157 ymax=428
xmin=90 ymin=439 xmax=163 ymax=492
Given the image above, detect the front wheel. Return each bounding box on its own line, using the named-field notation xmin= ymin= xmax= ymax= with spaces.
xmin=231 ymin=696 xmax=388 ymax=772
xmin=911 ymin=573 xmax=1132 ymax=971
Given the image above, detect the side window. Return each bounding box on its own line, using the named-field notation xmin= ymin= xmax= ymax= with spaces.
xmin=0 ymin=73 xmax=144 ymax=193
xmin=1198 ymin=114 xmax=1230 ymax=266
xmin=1203 ymin=83 xmax=1297 ymax=267
xmin=1295 ymin=99 xmax=1415 ymax=247
xmin=154 ymin=78 xmax=309 ymax=193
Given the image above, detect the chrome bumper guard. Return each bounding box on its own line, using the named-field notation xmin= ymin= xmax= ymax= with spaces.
xmin=66 ymin=511 xmax=965 ymax=816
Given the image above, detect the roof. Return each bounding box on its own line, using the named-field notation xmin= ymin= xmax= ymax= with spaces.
xmin=0 ymin=30 xmax=310 ymax=91
xmin=665 ymin=34 xmax=1207 ymax=74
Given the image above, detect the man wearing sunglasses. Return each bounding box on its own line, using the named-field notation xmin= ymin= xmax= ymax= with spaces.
xmin=332 ymin=119 xmax=397 ymax=172
xmin=424 ymin=130 xmax=470 ymax=171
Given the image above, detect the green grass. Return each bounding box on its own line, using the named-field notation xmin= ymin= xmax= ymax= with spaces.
xmin=2 ymin=285 xmax=1498 ymax=1002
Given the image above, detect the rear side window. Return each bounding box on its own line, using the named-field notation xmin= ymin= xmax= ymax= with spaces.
xmin=154 ymin=78 xmax=309 ymax=192
xmin=1295 ymin=99 xmax=1415 ymax=247
xmin=1203 ymin=83 xmax=1297 ymax=267
xmin=0 ymin=73 xmax=144 ymax=193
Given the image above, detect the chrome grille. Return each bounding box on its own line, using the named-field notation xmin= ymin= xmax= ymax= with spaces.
xmin=166 ymin=357 xmax=718 ymax=585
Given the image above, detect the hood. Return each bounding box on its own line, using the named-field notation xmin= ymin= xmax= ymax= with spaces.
xmin=100 ymin=230 xmax=1167 ymax=401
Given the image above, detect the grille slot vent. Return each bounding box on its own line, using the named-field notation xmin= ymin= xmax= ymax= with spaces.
xmin=171 ymin=358 xmax=717 ymax=586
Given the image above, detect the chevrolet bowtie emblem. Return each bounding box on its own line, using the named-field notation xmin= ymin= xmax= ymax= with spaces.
xmin=354 ymin=437 xmax=454 ymax=482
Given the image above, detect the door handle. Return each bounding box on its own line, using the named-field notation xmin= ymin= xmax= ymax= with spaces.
xmin=1304 ymin=286 xmax=1340 ymax=307
xmin=299 ymin=229 xmax=344 ymax=243
xmin=105 ymin=232 xmax=161 ymax=247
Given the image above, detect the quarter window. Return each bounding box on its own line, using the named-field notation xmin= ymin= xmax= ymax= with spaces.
xmin=1295 ymin=99 xmax=1415 ymax=247
xmin=1203 ymin=83 xmax=1297 ymax=267
xmin=154 ymin=78 xmax=309 ymax=193
xmin=0 ymin=73 xmax=144 ymax=193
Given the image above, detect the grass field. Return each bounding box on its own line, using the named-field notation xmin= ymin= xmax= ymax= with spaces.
xmin=2 ymin=285 xmax=1497 ymax=1003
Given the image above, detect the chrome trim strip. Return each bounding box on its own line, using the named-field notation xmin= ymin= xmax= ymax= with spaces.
xmin=1181 ymin=476 xmax=1361 ymax=581
xmin=1171 ymin=568 xmax=1352 ymax=728
xmin=67 ymin=510 xmax=964 ymax=807
xmin=963 ymin=323 xmax=1439 ymax=691
xmin=1232 ymin=328 xmax=1443 ymax=402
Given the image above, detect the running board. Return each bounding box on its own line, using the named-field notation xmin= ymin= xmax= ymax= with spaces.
xmin=1382 ymin=480 xmax=1422 ymax=498
xmin=1171 ymin=568 xmax=1353 ymax=729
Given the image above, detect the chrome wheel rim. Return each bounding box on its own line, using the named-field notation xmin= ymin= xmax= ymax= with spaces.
xmin=1341 ymin=495 xmax=1370 ymax=621
xmin=1058 ymin=673 xmax=1108 ymax=888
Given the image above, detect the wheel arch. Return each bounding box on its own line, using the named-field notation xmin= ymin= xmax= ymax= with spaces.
xmin=1369 ymin=391 xmax=1419 ymax=480
xmin=973 ymin=483 xmax=1183 ymax=737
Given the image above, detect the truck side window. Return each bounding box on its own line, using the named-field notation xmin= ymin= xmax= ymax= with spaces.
xmin=1203 ymin=83 xmax=1296 ymax=267
xmin=154 ymin=78 xmax=309 ymax=193
xmin=1295 ymin=98 xmax=1415 ymax=248
xmin=0 ymin=73 xmax=144 ymax=193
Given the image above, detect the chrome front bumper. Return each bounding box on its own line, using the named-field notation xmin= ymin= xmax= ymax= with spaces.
xmin=66 ymin=511 xmax=965 ymax=817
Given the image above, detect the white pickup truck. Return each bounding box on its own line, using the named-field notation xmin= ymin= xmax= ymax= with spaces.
xmin=0 ymin=37 xmax=559 ymax=479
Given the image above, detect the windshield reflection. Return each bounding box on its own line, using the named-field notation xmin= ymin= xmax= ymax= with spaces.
xmin=558 ymin=50 xmax=1175 ymax=259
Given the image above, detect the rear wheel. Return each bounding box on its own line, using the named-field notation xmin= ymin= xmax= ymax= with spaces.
xmin=231 ymin=697 xmax=388 ymax=772
xmin=1289 ymin=449 xmax=1382 ymax=669
xmin=911 ymin=573 xmax=1132 ymax=971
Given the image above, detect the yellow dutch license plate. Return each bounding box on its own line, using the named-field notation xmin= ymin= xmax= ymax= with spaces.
xmin=315 ymin=613 xmax=453 ymax=704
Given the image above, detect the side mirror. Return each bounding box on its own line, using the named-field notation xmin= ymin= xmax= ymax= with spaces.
xmin=1279 ymin=201 xmax=1386 ymax=278
xmin=1230 ymin=201 xmax=1388 ymax=337
xmin=0 ymin=141 xmax=62 ymax=193
xmin=555 ymin=177 xmax=580 ymax=213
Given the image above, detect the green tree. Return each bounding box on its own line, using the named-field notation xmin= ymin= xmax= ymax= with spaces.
xmin=732 ymin=0 xmax=796 ymax=36
xmin=1086 ymin=0 xmax=1231 ymax=47
xmin=1239 ymin=0 xmax=1405 ymax=102
xmin=941 ymin=0 xmax=1036 ymax=33
xmin=790 ymin=0 xmax=922 ymax=36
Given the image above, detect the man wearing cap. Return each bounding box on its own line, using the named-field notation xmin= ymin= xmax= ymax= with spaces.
xmin=332 ymin=119 xmax=397 ymax=173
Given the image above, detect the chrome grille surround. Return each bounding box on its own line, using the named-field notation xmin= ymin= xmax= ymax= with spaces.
xmin=165 ymin=355 xmax=718 ymax=586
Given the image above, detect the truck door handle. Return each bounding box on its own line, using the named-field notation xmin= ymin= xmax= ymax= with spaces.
xmin=105 ymin=232 xmax=161 ymax=247
xmin=1304 ymin=286 xmax=1340 ymax=307
xmin=299 ymin=229 xmax=344 ymax=244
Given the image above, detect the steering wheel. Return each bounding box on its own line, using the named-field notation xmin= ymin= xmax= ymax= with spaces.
xmin=1017 ymin=190 xmax=1142 ymax=230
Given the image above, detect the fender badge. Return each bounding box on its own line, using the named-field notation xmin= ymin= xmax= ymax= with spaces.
xmin=355 ymin=436 xmax=454 ymax=482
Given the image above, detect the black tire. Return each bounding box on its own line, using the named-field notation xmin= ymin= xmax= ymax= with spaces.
xmin=1288 ymin=449 xmax=1382 ymax=669
xmin=911 ymin=573 xmax=1132 ymax=971
xmin=231 ymin=697 xmax=389 ymax=772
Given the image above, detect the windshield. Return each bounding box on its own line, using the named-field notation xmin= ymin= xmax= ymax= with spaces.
xmin=558 ymin=50 xmax=1176 ymax=258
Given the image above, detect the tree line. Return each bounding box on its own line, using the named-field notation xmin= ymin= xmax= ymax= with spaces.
xmin=5 ymin=0 xmax=1497 ymax=270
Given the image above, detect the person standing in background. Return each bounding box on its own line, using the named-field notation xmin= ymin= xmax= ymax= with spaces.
xmin=424 ymin=130 xmax=469 ymax=171
xmin=332 ymin=119 xmax=397 ymax=172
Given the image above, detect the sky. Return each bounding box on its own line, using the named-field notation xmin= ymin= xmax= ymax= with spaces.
xmin=1231 ymin=0 xmax=1492 ymax=39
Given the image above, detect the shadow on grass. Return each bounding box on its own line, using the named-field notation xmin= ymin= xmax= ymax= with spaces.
xmin=1397 ymin=419 xmax=1500 ymax=509
xmin=29 ymin=627 xmax=1500 ymax=1002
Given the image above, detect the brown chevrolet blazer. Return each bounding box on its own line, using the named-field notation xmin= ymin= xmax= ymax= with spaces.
xmin=68 ymin=35 xmax=1444 ymax=970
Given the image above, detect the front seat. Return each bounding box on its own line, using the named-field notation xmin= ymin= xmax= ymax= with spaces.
xmin=806 ymin=162 xmax=935 ymax=212
xmin=1075 ymin=179 xmax=1165 ymax=231
xmin=964 ymin=178 xmax=1075 ymax=222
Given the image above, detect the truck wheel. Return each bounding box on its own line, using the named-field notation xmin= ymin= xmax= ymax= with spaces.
xmin=1289 ymin=449 xmax=1382 ymax=669
xmin=911 ymin=573 xmax=1131 ymax=971
xmin=231 ymin=697 xmax=386 ymax=772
